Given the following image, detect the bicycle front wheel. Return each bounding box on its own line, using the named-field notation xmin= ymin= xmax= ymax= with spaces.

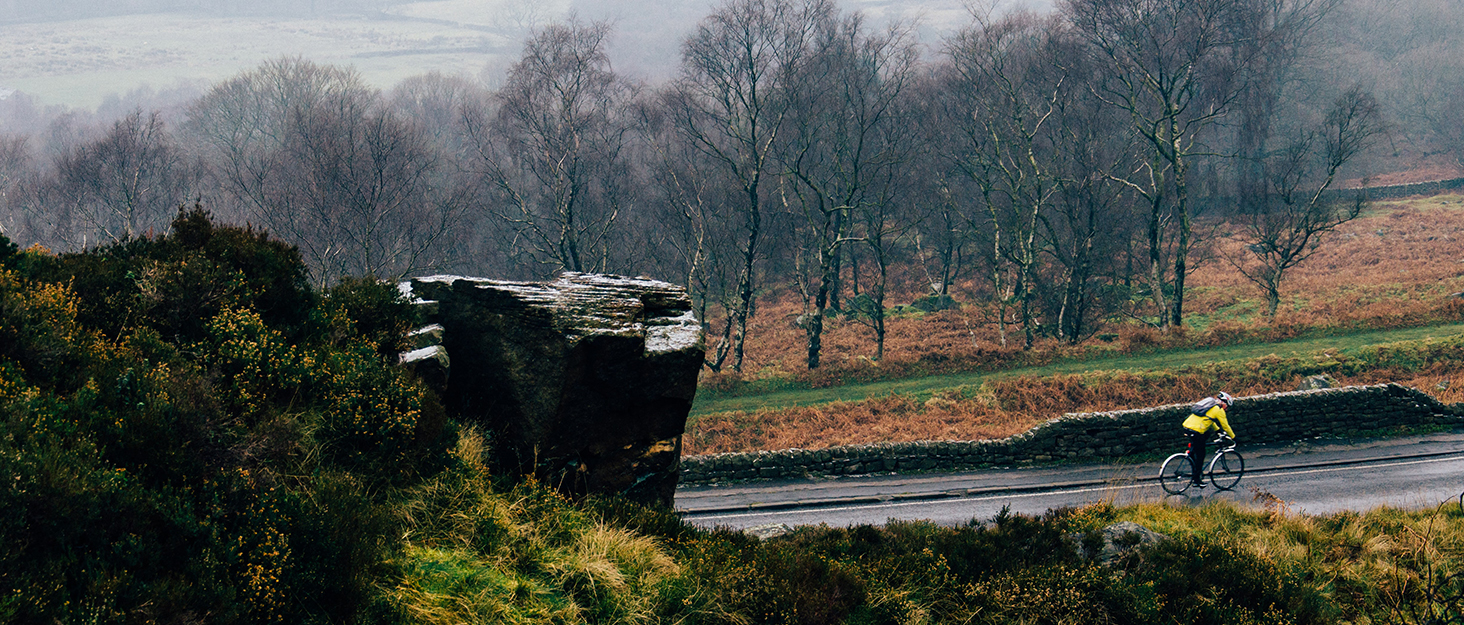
xmin=1159 ymin=453 xmax=1194 ymax=495
xmin=1208 ymin=450 xmax=1245 ymax=491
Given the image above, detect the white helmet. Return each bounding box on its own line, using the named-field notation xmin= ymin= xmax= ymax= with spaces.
xmin=1217 ymin=391 xmax=1234 ymax=406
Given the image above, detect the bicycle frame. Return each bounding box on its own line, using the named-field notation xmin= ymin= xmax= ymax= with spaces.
xmin=1162 ymin=434 xmax=1243 ymax=494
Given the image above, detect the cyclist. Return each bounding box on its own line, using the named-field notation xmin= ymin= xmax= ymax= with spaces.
xmin=1182 ymin=392 xmax=1236 ymax=487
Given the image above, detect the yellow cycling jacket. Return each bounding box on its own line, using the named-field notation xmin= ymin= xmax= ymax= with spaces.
xmin=1183 ymin=405 xmax=1235 ymax=438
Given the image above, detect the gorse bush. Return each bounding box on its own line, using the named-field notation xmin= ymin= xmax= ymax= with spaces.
xmin=0 ymin=212 xmax=429 ymax=623
xmin=11 ymin=204 xmax=315 ymax=344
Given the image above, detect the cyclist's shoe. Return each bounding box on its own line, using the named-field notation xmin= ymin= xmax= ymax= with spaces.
xmin=1190 ymin=482 xmax=1206 ymax=488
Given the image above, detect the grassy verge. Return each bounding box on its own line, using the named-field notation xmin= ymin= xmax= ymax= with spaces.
xmin=580 ymin=492 xmax=1464 ymax=625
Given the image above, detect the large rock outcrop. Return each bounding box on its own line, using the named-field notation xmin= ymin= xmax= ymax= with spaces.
xmin=400 ymin=273 xmax=703 ymax=506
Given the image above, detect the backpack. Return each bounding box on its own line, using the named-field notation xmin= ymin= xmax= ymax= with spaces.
xmin=1190 ymin=397 xmax=1220 ymax=416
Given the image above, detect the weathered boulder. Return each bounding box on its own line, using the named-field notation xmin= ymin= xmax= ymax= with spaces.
xmin=1071 ymin=521 xmax=1169 ymax=566
xmin=401 ymin=272 xmax=703 ymax=506
xmin=744 ymin=523 xmax=794 ymax=540
xmin=1297 ymin=374 xmax=1338 ymax=391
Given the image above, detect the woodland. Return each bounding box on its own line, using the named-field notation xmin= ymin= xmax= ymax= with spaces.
xmin=2 ymin=0 xmax=1461 ymax=376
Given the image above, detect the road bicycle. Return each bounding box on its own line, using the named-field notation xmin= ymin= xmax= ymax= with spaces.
xmin=1159 ymin=433 xmax=1244 ymax=495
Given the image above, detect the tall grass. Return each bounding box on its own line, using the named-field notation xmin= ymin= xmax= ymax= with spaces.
xmin=374 ymin=475 xmax=1464 ymax=625
xmin=584 ymin=491 xmax=1464 ymax=624
xmin=1096 ymin=495 xmax=1464 ymax=624
xmin=378 ymin=428 xmax=695 ymax=625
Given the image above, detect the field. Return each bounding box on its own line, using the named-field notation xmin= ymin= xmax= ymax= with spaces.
xmin=0 ymin=0 xmax=1034 ymax=110
xmin=686 ymin=192 xmax=1464 ymax=455
xmin=0 ymin=1 xmax=553 ymax=108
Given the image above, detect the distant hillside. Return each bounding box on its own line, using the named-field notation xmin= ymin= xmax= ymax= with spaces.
xmin=0 ymin=0 xmax=417 ymax=23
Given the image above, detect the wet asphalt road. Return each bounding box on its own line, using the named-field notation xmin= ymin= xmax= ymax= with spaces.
xmin=677 ymin=431 xmax=1464 ymax=530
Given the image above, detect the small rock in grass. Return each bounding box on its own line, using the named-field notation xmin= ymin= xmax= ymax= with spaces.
xmin=745 ymin=523 xmax=794 ymax=540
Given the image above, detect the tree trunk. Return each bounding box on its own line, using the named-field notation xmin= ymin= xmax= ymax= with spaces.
xmin=730 ymin=182 xmax=761 ymax=372
xmin=1171 ymin=154 xmax=1191 ymax=328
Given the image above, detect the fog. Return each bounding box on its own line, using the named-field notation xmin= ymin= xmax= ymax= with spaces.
xmin=575 ymin=0 xmax=1056 ymax=79
xmin=0 ymin=0 xmax=1052 ymax=112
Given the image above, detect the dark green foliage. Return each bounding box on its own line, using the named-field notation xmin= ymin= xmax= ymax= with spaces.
xmin=317 ymin=275 xmax=417 ymax=358
xmin=0 ymin=231 xmax=16 ymax=261
xmin=909 ymin=293 xmax=957 ymax=313
xmin=0 ymin=269 xmax=99 ymax=392
xmin=13 ymin=204 xmax=315 ymax=343
xmin=1126 ymin=534 xmax=1329 ymax=625
xmin=843 ymin=292 xmax=881 ymax=320
xmin=0 ymin=210 xmax=428 ymax=624
xmin=283 ymin=472 xmax=398 ymax=623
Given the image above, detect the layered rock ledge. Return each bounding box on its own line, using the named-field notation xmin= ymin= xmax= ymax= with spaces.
xmin=400 ymin=273 xmax=703 ymax=506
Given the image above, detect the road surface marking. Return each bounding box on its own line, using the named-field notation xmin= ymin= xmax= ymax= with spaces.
xmin=684 ymin=454 xmax=1464 ymax=522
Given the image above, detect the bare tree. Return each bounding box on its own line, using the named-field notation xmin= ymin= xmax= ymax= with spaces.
xmin=1336 ymin=0 xmax=1463 ymax=170
xmin=277 ymin=104 xmax=472 ymax=285
xmin=1229 ymin=87 xmax=1383 ymax=317
xmin=780 ymin=11 xmax=918 ymax=368
xmin=0 ymin=136 xmax=31 ymax=240
xmin=187 ymin=58 xmax=469 ymax=285
xmin=388 ymin=72 xmax=489 ymax=157
xmin=466 ymin=20 xmax=636 ymax=276
xmin=668 ymin=0 xmax=830 ymax=372
xmin=1042 ymin=50 xmax=1140 ymax=345
xmin=1232 ymin=0 xmax=1345 ymax=191
xmin=185 ymin=57 xmax=376 ymax=227
xmin=48 ymin=110 xmax=201 ymax=245
xmin=906 ymin=72 xmax=972 ymax=301
xmin=847 ymin=125 xmax=922 ymax=362
xmin=944 ymin=11 xmax=1071 ymax=349
xmin=634 ymin=92 xmax=748 ymax=370
xmin=1064 ymin=0 xmax=1260 ymax=329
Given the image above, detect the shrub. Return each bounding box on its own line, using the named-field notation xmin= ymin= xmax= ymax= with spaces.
xmin=909 ymin=293 xmax=957 ymax=313
xmin=0 ymin=268 xmax=104 ymax=392
xmin=0 ymin=211 xmax=448 ymax=624
xmin=12 ymin=205 xmax=315 ymax=344
xmin=313 ymin=341 xmax=425 ymax=475
xmin=315 ymin=275 xmax=417 ymax=358
xmin=205 ymin=306 xmax=313 ymax=420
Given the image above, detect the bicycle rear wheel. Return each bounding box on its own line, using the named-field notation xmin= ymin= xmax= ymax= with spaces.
xmin=1208 ymin=450 xmax=1245 ymax=491
xmin=1159 ymin=453 xmax=1194 ymax=495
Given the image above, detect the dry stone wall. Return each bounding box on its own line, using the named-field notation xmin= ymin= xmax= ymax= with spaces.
xmin=680 ymin=384 xmax=1464 ymax=484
